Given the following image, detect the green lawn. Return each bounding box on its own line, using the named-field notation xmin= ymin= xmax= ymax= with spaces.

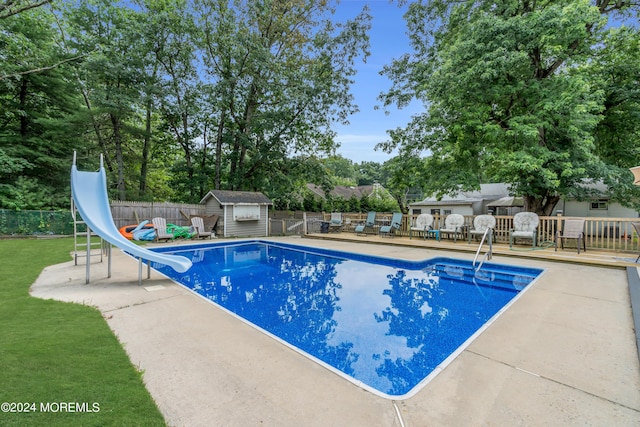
xmin=0 ymin=238 xmax=166 ymax=426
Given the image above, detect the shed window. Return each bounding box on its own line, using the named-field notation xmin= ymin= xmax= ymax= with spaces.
xmin=234 ymin=204 xmax=260 ymax=221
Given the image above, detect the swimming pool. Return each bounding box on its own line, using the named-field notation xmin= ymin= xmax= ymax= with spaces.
xmin=150 ymin=240 xmax=543 ymax=399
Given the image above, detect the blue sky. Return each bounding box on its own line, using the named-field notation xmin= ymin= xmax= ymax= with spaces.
xmin=330 ymin=1 xmax=422 ymax=164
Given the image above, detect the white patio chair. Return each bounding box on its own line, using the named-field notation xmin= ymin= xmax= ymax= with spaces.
xmin=409 ymin=213 xmax=434 ymax=240
xmin=438 ymin=214 xmax=465 ymax=242
xmin=468 ymin=214 xmax=496 ymax=244
xmin=509 ymin=212 xmax=539 ymax=248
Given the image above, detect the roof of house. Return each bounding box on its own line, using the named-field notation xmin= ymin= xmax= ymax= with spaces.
xmin=410 ymin=183 xmax=511 ymax=207
xmin=486 ymin=196 xmax=524 ymax=207
xmin=199 ymin=190 xmax=273 ymax=205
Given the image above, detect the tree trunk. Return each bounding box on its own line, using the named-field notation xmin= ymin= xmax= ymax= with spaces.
xmin=214 ymin=112 xmax=225 ymax=190
xmin=199 ymin=122 xmax=209 ymax=199
xmin=140 ymin=97 xmax=152 ymax=196
xmin=19 ymin=77 xmax=28 ymax=137
xmin=110 ymin=113 xmax=126 ymax=200
xmin=76 ymin=77 xmax=113 ymax=172
xmin=524 ymin=195 xmax=560 ymax=216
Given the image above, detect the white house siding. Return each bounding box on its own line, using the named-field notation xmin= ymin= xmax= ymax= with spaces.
xmin=556 ymin=199 xmax=638 ymax=238
xmin=410 ymin=204 xmax=474 ymax=216
xmin=559 ymin=200 xmax=638 ymax=219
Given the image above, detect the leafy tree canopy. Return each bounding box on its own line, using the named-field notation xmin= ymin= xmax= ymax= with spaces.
xmin=0 ymin=0 xmax=374 ymax=210
xmin=379 ymin=0 xmax=640 ymax=215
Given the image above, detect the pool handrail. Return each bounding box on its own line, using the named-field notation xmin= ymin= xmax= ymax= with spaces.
xmin=473 ymin=227 xmax=493 ymax=272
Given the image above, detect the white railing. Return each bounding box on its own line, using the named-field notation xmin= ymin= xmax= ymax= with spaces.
xmin=315 ymin=212 xmax=640 ymax=253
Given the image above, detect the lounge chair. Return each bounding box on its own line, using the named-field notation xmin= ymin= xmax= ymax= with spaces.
xmin=379 ymin=212 xmax=403 ymax=238
xmin=328 ymin=212 xmax=343 ymax=232
xmin=409 ymin=213 xmax=434 ymax=240
xmin=152 ymin=217 xmax=174 ymax=243
xmin=555 ymin=218 xmax=586 ymax=254
xmin=468 ymin=214 xmax=496 ymax=244
xmin=191 ymin=216 xmax=212 ymax=239
xmin=438 ymin=214 xmax=465 ymax=242
xmin=509 ymin=212 xmax=539 ymax=248
xmin=354 ymin=211 xmax=376 ymax=235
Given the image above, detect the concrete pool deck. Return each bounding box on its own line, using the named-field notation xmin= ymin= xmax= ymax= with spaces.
xmin=31 ymin=236 xmax=640 ymax=426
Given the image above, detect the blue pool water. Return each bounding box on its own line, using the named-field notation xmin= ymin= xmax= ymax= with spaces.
xmin=150 ymin=240 xmax=543 ymax=398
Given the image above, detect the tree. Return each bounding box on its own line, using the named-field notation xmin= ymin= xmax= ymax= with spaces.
xmin=590 ymin=25 xmax=640 ymax=208
xmin=322 ymin=155 xmax=357 ymax=186
xmin=195 ymin=0 xmax=371 ymax=194
xmin=139 ymin=0 xmax=203 ymax=201
xmin=0 ymin=0 xmax=373 ymax=209
xmin=380 ymin=0 xmax=640 ymax=215
xmin=64 ymin=0 xmax=154 ymax=200
xmin=356 ymin=161 xmax=383 ymax=185
xmin=381 ymin=156 xmax=427 ymax=214
xmin=0 ymin=6 xmax=85 ymax=209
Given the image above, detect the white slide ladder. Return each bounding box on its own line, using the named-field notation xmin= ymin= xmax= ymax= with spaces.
xmin=71 ymin=196 xmax=111 ymax=284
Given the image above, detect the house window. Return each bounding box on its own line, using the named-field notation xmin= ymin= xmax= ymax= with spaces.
xmin=413 ymin=209 xmax=422 ymax=215
xmin=234 ymin=204 xmax=260 ymax=221
xmin=443 ymin=209 xmax=452 ymax=215
xmin=430 ymin=209 xmax=440 ymax=215
xmin=590 ymin=200 xmax=608 ymax=210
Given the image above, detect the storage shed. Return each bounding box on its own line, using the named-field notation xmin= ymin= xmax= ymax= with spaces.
xmin=199 ymin=190 xmax=273 ymax=238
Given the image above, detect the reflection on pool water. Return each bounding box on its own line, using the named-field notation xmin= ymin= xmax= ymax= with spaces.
xmin=151 ymin=240 xmax=543 ymax=399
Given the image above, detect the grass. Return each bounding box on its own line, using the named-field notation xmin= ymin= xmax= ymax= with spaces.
xmin=0 ymin=238 xmax=166 ymax=426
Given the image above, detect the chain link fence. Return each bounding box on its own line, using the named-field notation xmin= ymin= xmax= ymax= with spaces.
xmin=3 ymin=209 xmax=327 ymax=237
xmin=0 ymin=209 xmax=77 ymax=236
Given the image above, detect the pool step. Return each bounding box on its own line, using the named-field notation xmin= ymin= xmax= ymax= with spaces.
xmin=431 ymin=263 xmax=540 ymax=291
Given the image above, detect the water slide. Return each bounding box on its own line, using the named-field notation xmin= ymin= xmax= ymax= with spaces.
xmin=71 ymin=153 xmax=192 ymax=273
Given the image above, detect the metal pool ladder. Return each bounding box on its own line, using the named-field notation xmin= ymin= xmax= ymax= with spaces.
xmin=473 ymin=227 xmax=493 ymax=272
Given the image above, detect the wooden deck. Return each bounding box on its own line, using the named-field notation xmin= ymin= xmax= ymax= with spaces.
xmin=304 ymin=231 xmax=639 ymax=269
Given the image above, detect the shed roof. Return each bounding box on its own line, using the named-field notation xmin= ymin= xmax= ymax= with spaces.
xmin=200 ymin=190 xmax=273 ymax=205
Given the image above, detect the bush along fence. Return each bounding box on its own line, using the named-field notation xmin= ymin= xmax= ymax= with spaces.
xmin=0 ymin=209 xmax=75 ymax=236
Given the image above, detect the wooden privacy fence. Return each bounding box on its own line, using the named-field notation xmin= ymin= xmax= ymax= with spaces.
xmin=110 ymin=201 xmax=205 ymax=229
xmin=319 ymin=212 xmax=640 ymax=253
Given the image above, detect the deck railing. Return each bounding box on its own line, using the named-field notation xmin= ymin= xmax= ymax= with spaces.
xmin=319 ymin=212 xmax=640 ymax=253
